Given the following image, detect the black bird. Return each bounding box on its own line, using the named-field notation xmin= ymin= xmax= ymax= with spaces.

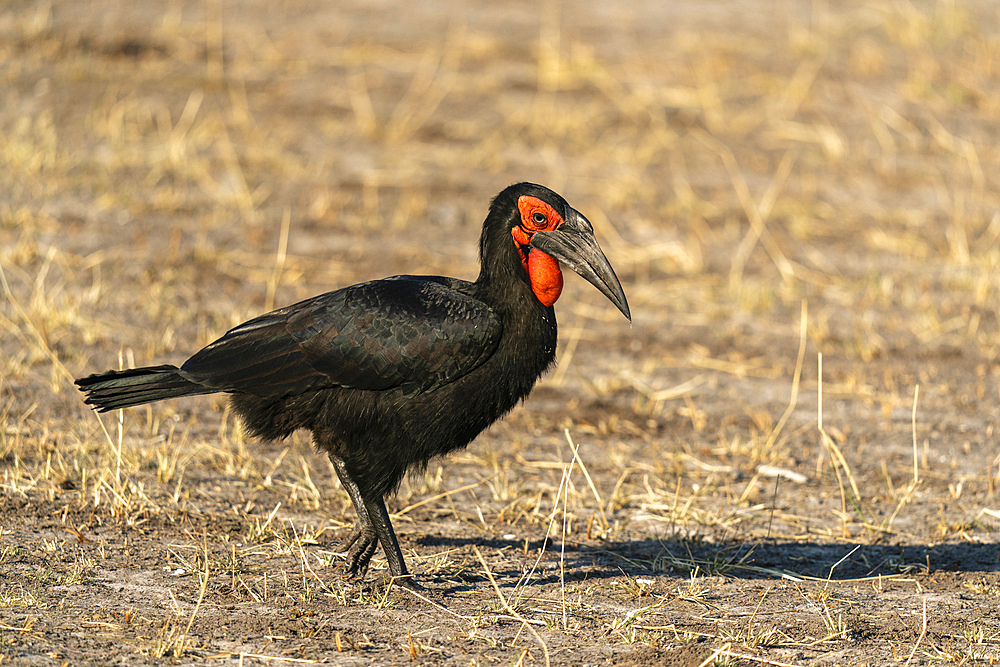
xmin=76 ymin=183 xmax=630 ymax=582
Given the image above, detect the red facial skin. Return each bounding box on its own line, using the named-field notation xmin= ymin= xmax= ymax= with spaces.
xmin=511 ymin=196 xmax=564 ymax=307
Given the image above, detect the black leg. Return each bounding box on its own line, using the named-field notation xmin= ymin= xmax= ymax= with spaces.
xmin=359 ymin=492 xmax=410 ymax=581
xmin=329 ymin=455 xmax=378 ymax=575
xmin=330 ymin=455 xmax=414 ymax=584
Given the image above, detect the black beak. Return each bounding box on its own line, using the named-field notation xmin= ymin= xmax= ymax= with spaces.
xmin=530 ymin=207 xmax=631 ymax=321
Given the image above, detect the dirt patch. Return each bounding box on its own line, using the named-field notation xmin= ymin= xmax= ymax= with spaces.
xmin=2 ymin=0 xmax=1000 ymax=664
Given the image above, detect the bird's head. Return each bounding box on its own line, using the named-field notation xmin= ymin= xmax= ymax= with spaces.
xmin=482 ymin=183 xmax=630 ymax=320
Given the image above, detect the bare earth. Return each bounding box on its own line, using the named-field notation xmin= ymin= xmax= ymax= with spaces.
xmin=2 ymin=0 xmax=1000 ymax=665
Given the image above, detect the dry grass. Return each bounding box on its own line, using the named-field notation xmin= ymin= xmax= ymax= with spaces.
xmin=2 ymin=0 xmax=1000 ymax=664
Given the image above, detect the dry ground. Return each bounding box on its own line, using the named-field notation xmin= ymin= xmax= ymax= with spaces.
xmin=2 ymin=0 xmax=1000 ymax=664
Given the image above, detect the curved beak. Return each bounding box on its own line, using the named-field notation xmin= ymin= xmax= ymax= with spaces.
xmin=530 ymin=207 xmax=631 ymax=321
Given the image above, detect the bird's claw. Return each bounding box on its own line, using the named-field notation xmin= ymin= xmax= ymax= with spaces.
xmin=335 ymin=523 xmax=365 ymax=553
xmin=390 ymin=574 xmax=423 ymax=591
xmin=335 ymin=523 xmax=418 ymax=588
xmin=337 ymin=523 xmax=378 ymax=576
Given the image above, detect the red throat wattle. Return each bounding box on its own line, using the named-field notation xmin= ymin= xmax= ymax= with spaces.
xmin=512 ymin=195 xmax=566 ymax=307
xmin=527 ymin=249 xmax=563 ymax=306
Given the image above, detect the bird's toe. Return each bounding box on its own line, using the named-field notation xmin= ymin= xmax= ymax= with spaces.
xmin=343 ymin=526 xmax=378 ymax=575
xmin=391 ymin=574 xmax=423 ymax=591
xmin=335 ymin=522 xmax=367 ymax=553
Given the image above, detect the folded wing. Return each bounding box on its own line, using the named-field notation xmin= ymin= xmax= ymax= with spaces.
xmin=179 ymin=276 xmax=501 ymax=398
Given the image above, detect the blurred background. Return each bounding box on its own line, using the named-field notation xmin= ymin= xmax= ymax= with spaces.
xmin=4 ymin=0 xmax=998 ymax=465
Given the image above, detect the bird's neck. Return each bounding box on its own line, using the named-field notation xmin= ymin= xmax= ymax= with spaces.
xmin=472 ymin=221 xmax=559 ymax=380
xmin=474 ymin=247 xmax=541 ymax=312
xmin=473 ymin=211 xmax=559 ymax=337
xmin=473 ymin=253 xmax=558 ymax=359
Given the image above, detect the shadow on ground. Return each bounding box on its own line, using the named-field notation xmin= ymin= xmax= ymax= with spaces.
xmin=416 ymin=534 xmax=1000 ymax=585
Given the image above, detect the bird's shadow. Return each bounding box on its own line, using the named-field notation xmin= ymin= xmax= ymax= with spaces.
xmin=412 ymin=534 xmax=1000 ymax=591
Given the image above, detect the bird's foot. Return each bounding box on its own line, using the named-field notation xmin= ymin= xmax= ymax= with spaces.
xmin=334 ymin=522 xmax=366 ymax=553
xmin=335 ymin=521 xmax=415 ymax=585
xmin=389 ymin=573 xmax=423 ymax=591
xmin=335 ymin=523 xmax=378 ymax=576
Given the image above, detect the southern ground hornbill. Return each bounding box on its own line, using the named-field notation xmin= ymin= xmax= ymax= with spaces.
xmin=76 ymin=183 xmax=630 ymax=583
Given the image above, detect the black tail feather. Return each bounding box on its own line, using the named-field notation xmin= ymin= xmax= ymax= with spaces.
xmin=75 ymin=365 xmax=217 ymax=412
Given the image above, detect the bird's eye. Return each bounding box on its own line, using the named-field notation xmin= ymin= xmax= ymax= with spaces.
xmin=532 ymin=212 xmax=547 ymax=226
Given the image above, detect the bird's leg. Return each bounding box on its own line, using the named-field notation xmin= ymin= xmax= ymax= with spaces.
xmin=331 ymin=456 xmax=414 ymax=585
xmin=359 ymin=491 xmax=414 ymax=586
xmin=329 ymin=455 xmax=378 ymax=575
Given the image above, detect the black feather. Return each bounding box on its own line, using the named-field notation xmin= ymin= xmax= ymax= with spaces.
xmin=75 ymin=365 xmax=215 ymax=412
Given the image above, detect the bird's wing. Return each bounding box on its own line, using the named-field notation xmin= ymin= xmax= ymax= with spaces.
xmin=179 ymin=276 xmax=501 ymax=398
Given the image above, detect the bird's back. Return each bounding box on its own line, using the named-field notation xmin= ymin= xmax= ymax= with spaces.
xmin=181 ymin=275 xmax=501 ymax=397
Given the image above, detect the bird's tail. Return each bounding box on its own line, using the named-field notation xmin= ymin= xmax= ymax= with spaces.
xmin=75 ymin=365 xmax=216 ymax=412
